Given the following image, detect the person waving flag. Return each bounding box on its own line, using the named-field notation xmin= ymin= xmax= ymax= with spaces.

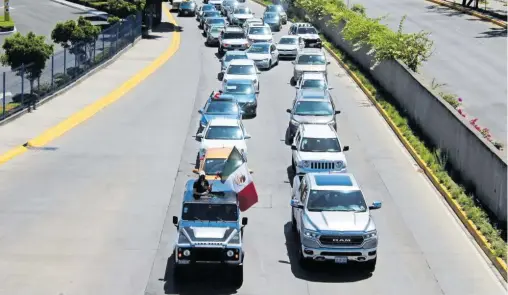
xmin=219 ymin=147 xmax=258 ymax=211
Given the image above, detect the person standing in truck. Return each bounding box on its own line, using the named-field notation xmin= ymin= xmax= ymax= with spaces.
xmin=193 ymin=171 xmax=212 ymax=199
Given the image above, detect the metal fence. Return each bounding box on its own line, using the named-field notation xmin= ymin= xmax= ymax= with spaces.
xmin=0 ymin=13 xmax=142 ymax=120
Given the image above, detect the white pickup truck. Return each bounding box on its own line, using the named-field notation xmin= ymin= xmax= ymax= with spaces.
xmin=170 ymin=0 xmax=184 ymax=11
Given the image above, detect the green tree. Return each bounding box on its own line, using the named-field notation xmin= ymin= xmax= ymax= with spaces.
xmin=107 ymin=16 xmax=121 ymax=25
xmin=1 ymin=32 xmax=54 ymax=93
xmin=351 ymin=4 xmax=366 ymax=16
xmin=71 ymin=17 xmax=101 ymax=61
xmin=51 ymin=20 xmax=78 ymax=49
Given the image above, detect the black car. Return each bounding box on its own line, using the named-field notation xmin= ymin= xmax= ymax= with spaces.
xmin=178 ymin=1 xmax=197 ymax=16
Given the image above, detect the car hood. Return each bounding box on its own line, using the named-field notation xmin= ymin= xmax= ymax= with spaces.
xmin=233 ymin=14 xmax=253 ymax=19
xmin=264 ymin=19 xmax=279 ymax=24
xmin=227 ymin=93 xmax=256 ymax=103
xmin=224 ymin=74 xmax=257 ymax=81
xmin=306 ymin=211 xmax=371 ymax=232
xmin=299 ymin=33 xmax=320 ymax=40
xmin=248 ymin=34 xmax=272 ymax=41
xmin=295 ymin=64 xmax=326 ymax=72
xmin=180 ymin=222 xmax=239 ymax=244
xmin=292 ymin=114 xmax=333 ymax=124
xmin=209 ymin=32 xmax=221 ymax=38
xmin=276 ymin=44 xmax=298 ymax=50
xmin=247 ymin=52 xmax=271 ymax=60
xmin=201 ymin=139 xmax=247 ymax=151
xmin=298 ymin=151 xmax=346 ymax=161
xmin=223 ymin=38 xmax=248 ymax=45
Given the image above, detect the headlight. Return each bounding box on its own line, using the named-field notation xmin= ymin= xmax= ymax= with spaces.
xmin=252 ymin=79 xmax=257 ymax=84
xmin=183 ymin=249 xmax=191 ymax=256
xmin=290 ymin=119 xmax=299 ymax=126
xmin=223 ymin=79 xmax=228 ymax=83
xmin=303 ymin=230 xmax=319 ymax=239
xmin=335 ymin=161 xmax=344 ymax=169
xmin=263 ymin=58 xmax=269 ymax=62
xmin=301 ymin=161 xmax=310 ymax=168
xmin=229 ymin=232 xmax=241 ymax=244
xmin=364 ymin=231 xmax=377 ymax=239
xmin=178 ymin=232 xmax=190 ymax=244
xmin=226 ymin=250 xmax=234 ymax=257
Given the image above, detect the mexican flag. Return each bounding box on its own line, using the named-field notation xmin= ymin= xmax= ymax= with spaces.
xmin=220 ymin=147 xmax=258 ymax=211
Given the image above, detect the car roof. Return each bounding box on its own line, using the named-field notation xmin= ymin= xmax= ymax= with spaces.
xmin=299 ymin=124 xmax=337 ymax=138
xmin=208 ymin=118 xmax=241 ymax=126
xmin=246 ymin=17 xmax=262 ymax=22
xmin=280 ymin=35 xmax=299 ymax=39
xmin=205 ymin=147 xmax=233 ymax=158
xmin=302 ymin=72 xmax=326 ymax=79
xmin=249 ymin=24 xmax=270 ymax=29
xmin=297 ymin=89 xmax=330 ymax=98
xmin=299 ymin=48 xmax=324 ymax=55
xmin=308 ymin=173 xmax=360 ymax=191
xmin=225 ymin=50 xmax=247 ymax=56
xmin=225 ymin=26 xmax=244 ymax=32
xmin=250 ymin=42 xmax=271 ymax=46
xmin=295 ymin=97 xmax=332 ymax=103
xmin=229 ymin=59 xmax=255 ymax=65
xmin=184 ymin=180 xmax=238 ymax=204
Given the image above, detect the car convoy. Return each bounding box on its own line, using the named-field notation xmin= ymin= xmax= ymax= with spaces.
xmin=171 ymin=0 xmax=383 ymax=287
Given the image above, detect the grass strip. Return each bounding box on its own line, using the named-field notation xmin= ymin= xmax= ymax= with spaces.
xmin=0 ymin=102 xmax=20 ymax=114
xmin=0 ymin=15 xmax=15 ymax=31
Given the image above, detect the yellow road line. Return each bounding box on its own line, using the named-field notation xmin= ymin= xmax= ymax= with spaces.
xmin=0 ymin=6 xmax=180 ymax=165
xmin=322 ymin=43 xmax=508 ymax=281
xmin=426 ymin=0 xmax=507 ymax=28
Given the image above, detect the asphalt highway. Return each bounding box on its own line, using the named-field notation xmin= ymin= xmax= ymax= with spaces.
xmin=0 ymin=2 xmax=505 ymax=295
xmin=347 ymin=0 xmax=507 ymax=145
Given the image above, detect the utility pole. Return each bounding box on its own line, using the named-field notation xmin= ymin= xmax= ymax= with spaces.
xmin=4 ymin=0 xmax=10 ymax=21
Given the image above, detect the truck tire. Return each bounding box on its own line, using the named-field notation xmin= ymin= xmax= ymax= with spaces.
xmin=363 ymin=258 xmax=377 ymax=273
xmin=291 ymin=213 xmax=297 ymax=232
xmin=230 ymin=265 xmax=244 ymax=288
xmin=298 ymin=245 xmax=311 ymax=269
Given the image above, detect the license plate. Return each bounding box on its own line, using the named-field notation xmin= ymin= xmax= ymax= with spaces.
xmin=334 ymin=257 xmax=347 ymax=264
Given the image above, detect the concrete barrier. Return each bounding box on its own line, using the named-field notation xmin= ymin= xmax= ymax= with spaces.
xmin=294 ymin=10 xmax=507 ymax=222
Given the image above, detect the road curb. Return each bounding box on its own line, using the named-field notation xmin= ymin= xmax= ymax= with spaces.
xmin=49 ymin=0 xmax=109 ymax=20
xmin=322 ymin=43 xmax=508 ymax=281
xmin=0 ymin=26 xmax=17 ymax=35
xmin=250 ymin=0 xmax=507 ymax=281
xmin=0 ymin=36 xmax=141 ymax=127
xmin=426 ymin=0 xmax=507 ymax=28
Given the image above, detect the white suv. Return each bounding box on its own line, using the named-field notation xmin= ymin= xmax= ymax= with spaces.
xmin=246 ymin=24 xmax=274 ymax=44
xmin=222 ymin=59 xmax=260 ymax=92
xmin=290 ymin=124 xmax=349 ymax=175
xmin=295 ymin=72 xmax=332 ymax=93
xmin=196 ymin=118 xmax=251 ymax=160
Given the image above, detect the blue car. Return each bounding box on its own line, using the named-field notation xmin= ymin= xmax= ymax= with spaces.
xmin=221 ymin=79 xmax=258 ymax=118
xmin=198 ymin=92 xmax=242 ymax=132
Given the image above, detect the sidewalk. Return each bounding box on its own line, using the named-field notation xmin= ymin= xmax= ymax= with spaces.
xmin=0 ymin=7 xmax=174 ymax=157
xmin=443 ymin=0 xmax=507 ymax=18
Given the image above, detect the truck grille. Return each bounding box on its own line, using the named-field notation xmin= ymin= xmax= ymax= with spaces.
xmin=310 ymin=162 xmax=334 ymax=170
xmin=319 ymin=235 xmax=364 ymax=246
xmin=192 ymin=248 xmax=224 ymax=261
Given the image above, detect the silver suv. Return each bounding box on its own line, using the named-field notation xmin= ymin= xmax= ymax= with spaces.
xmin=291 ymin=49 xmax=330 ymax=85
xmin=290 ymin=173 xmax=382 ymax=272
xmin=218 ymin=26 xmax=249 ymax=54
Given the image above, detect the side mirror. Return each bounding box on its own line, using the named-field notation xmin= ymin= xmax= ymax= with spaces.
xmin=291 ymin=145 xmax=297 ymax=150
xmin=328 ymin=87 xmax=334 ymax=90
xmin=327 ymin=61 xmax=331 ymax=65
xmin=291 ymin=61 xmax=295 ymax=64
xmin=343 ymin=145 xmax=349 ymax=151
xmin=369 ymin=201 xmax=382 ymax=210
xmin=172 ymin=216 xmax=178 ymax=226
xmin=241 ymin=217 xmax=248 ymax=225
xmin=198 ymin=109 xmax=203 ymax=114
xmin=335 ymin=110 xmax=341 ymax=115
xmin=256 ymin=89 xmax=260 ymax=94
xmin=290 ymin=199 xmax=304 ymax=209
xmin=244 ymin=134 xmax=251 ymax=139
xmin=196 ymin=133 xmax=204 ymax=138
xmin=295 ymin=86 xmax=300 ymax=89
xmin=249 ymin=169 xmax=253 ymax=174
xmin=286 ymin=108 xmax=291 ymax=113
xmin=192 ymin=168 xmax=199 ymax=174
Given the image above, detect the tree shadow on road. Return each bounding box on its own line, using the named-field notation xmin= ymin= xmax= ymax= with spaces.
xmin=154 ymin=22 xmax=184 ymax=33
xmin=162 ymin=255 xmax=239 ymax=294
xmin=425 ymin=4 xmax=465 ymax=17
xmin=476 ymin=27 xmax=507 ymax=38
xmin=280 ymin=222 xmax=372 ymax=283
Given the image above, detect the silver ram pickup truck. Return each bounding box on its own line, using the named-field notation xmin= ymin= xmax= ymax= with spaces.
xmin=290 ymin=172 xmax=382 ymax=272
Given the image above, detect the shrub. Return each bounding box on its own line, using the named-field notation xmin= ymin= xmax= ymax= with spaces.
xmin=351 ymin=3 xmax=366 ymax=16
xmin=293 ymin=0 xmax=434 ymax=72
xmin=108 ymin=16 xmax=121 ymax=24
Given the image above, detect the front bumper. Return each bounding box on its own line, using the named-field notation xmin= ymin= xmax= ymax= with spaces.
xmin=175 ymin=246 xmax=243 ymax=266
xmin=207 ymin=37 xmax=219 ymax=45
xmin=239 ymin=102 xmax=257 ymax=116
xmin=179 ymin=9 xmax=195 ymax=15
xmin=278 ymin=49 xmax=298 ymax=57
xmin=222 ymin=44 xmax=249 ymax=51
xmin=300 ymin=244 xmax=377 ymax=263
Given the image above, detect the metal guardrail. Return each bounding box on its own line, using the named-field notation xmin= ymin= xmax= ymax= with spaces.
xmin=0 ymin=13 xmax=142 ymax=120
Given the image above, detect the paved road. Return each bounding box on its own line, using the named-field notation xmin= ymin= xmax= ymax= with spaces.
xmin=0 ymin=2 xmax=505 ymax=295
xmin=347 ymin=0 xmax=507 ymax=144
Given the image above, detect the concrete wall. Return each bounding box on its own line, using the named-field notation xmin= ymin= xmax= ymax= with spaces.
xmin=294 ymin=10 xmax=507 ymax=222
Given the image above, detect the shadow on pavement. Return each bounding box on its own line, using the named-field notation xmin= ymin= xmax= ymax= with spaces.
xmin=424 ymin=4 xmax=466 ymax=17
xmin=154 ymin=22 xmax=184 ymax=33
xmin=281 ymin=222 xmax=372 ymax=283
xmin=476 ymin=27 xmax=507 ymax=38
xmin=286 ymin=165 xmax=295 ymax=188
xmin=162 ymin=255 xmax=239 ymax=294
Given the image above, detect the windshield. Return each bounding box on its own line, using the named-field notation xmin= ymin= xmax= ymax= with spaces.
xmin=279 ymin=37 xmax=298 ymax=44
xmin=247 ymin=44 xmax=269 ymax=53
xmin=203 ymin=158 xmax=227 ymax=175
xmin=225 ymin=54 xmax=248 ymax=62
xmin=205 ymin=11 xmax=220 ymax=17
xmin=294 ymin=101 xmax=333 ymax=115
xmin=211 ymin=26 xmax=224 ymax=33
xmin=205 ymin=101 xmax=239 ymax=113
xmin=264 ymin=13 xmax=279 ymax=19
xmin=203 ymin=5 xmax=215 ymax=11
xmin=181 ymin=2 xmax=195 ymax=7
xmin=209 ymin=18 xmax=226 ymax=25
xmin=300 ymin=137 xmax=341 ymax=152
xmin=235 ymin=7 xmax=251 ymax=14
xmin=267 ymin=5 xmax=283 ymax=12
xmin=182 ymin=203 xmax=238 ymax=221
xmin=227 ymin=65 xmax=256 ymax=75
xmin=224 ymin=83 xmax=255 ymax=94
xmin=205 ymin=126 xmax=243 ymax=139
xmin=297 ymin=54 xmax=326 ymax=65
xmin=302 ymin=79 xmax=327 ymax=89
xmin=224 ymin=32 xmax=245 ymax=39
xmin=307 ymin=190 xmax=367 ymax=212
xmin=297 ymin=27 xmax=318 ymax=34
xmin=249 ymin=27 xmax=270 ymax=35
